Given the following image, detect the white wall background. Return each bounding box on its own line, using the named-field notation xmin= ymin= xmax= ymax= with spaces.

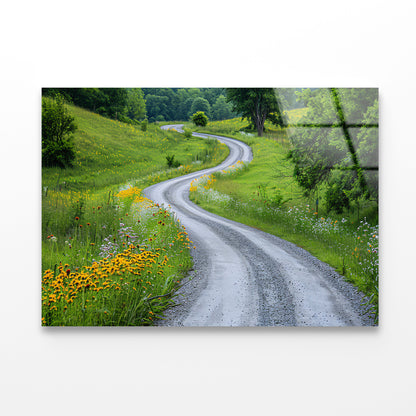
xmin=1 ymin=1 xmax=415 ymax=415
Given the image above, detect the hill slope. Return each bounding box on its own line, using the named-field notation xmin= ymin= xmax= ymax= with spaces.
xmin=42 ymin=104 xmax=228 ymax=192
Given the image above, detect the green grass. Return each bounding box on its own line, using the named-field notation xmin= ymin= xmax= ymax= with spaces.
xmin=41 ymin=105 xmax=229 ymax=326
xmin=185 ymin=108 xmax=309 ymax=138
xmin=43 ymin=105 xmax=229 ymax=192
xmin=42 ymin=193 xmax=195 ymax=326
xmin=187 ymin=110 xmax=379 ymax=321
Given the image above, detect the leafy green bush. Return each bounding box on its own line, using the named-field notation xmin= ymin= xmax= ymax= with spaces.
xmin=117 ymin=114 xmax=138 ymax=125
xmin=42 ymin=95 xmax=77 ymax=168
xmin=183 ymin=128 xmax=192 ymax=139
xmin=166 ymin=154 xmax=181 ymax=168
xmin=191 ymin=111 xmax=208 ymax=127
xmin=325 ymin=177 xmax=351 ymax=213
xmin=141 ymin=119 xmax=148 ymax=132
xmin=42 ymin=140 xmax=76 ymax=169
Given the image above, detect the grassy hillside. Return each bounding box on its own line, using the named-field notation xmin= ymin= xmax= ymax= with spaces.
xmin=43 ymin=105 xmax=229 ymax=192
xmin=41 ymin=104 xmax=229 ymax=326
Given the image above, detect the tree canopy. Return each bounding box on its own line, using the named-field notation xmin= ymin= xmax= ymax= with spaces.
xmin=225 ymin=88 xmax=287 ymax=136
xmin=42 ymin=95 xmax=77 ymax=168
xmin=288 ymin=88 xmax=378 ymax=213
xmin=42 ymin=88 xmax=239 ymax=123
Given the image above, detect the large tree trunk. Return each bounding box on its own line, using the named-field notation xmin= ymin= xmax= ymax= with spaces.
xmin=254 ymin=104 xmax=265 ymax=136
xmin=256 ymin=118 xmax=264 ymax=136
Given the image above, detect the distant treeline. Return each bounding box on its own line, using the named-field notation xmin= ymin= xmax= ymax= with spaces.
xmin=42 ymin=87 xmax=306 ymax=124
xmin=42 ymin=88 xmax=237 ymax=123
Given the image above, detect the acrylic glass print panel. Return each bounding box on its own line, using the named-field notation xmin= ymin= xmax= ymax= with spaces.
xmin=41 ymin=88 xmax=378 ymax=327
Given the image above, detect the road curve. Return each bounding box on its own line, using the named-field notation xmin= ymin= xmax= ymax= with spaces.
xmin=143 ymin=125 xmax=374 ymax=326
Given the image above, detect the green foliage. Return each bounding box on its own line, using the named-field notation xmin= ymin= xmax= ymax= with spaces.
xmin=183 ymin=128 xmax=193 ymax=138
xmin=43 ymin=88 xmax=128 ymax=120
xmin=42 ymin=95 xmax=77 ymax=168
xmin=141 ymin=119 xmax=148 ymax=132
xmin=289 ymin=88 xmax=378 ymax=213
xmin=142 ymin=88 xmax=238 ymax=121
xmin=43 ymin=88 xmax=240 ymax=125
xmin=357 ymin=100 xmax=379 ymax=199
xmin=166 ymin=154 xmax=181 ymax=168
xmin=325 ymin=173 xmax=351 ymax=213
xmin=225 ymin=88 xmax=287 ymax=136
xmin=117 ymin=114 xmax=139 ymax=125
xmin=191 ymin=111 xmax=208 ymax=127
xmin=145 ymin=94 xmax=170 ymax=122
xmin=126 ymin=88 xmax=146 ymax=121
xmin=191 ymin=97 xmax=211 ymax=118
xmin=212 ymin=95 xmax=234 ymax=120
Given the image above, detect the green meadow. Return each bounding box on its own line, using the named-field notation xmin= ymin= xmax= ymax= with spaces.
xmin=41 ymin=103 xmax=229 ymax=326
xmin=188 ymin=112 xmax=378 ymax=320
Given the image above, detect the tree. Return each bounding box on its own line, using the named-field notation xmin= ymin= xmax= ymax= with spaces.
xmin=126 ymin=88 xmax=146 ymax=121
xmin=102 ymin=88 xmax=128 ymax=119
xmin=225 ymin=88 xmax=287 ymax=136
xmin=145 ymin=94 xmax=169 ymax=122
xmin=191 ymin=111 xmax=208 ymax=127
xmin=42 ymin=95 xmax=77 ymax=168
xmin=178 ymin=97 xmax=194 ymax=120
xmin=191 ymin=97 xmax=211 ymax=118
xmin=288 ymin=88 xmax=378 ymax=212
xmin=201 ymin=88 xmax=223 ymax=106
xmin=357 ymin=99 xmax=379 ymax=199
xmin=43 ymin=88 xmax=128 ymax=120
xmin=212 ymin=95 xmax=235 ymax=120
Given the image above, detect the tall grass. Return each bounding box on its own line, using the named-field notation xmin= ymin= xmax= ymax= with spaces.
xmin=190 ymin=170 xmax=378 ymax=320
xmin=42 ymin=188 xmax=194 ymax=326
xmin=42 ymin=105 xmax=229 ymax=326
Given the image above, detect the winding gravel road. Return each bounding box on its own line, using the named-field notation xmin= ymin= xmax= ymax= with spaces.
xmin=143 ymin=125 xmax=374 ymax=326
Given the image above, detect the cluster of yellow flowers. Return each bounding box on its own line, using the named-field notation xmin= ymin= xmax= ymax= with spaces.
xmin=116 ymin=186 xmax=152 ymax=204
xmin=189 ymin=174 xmax=216 ymax=192
xmin=42 ymin=245 xmax=168 ymax=317
xmin=220 ymin=160 xmax=245 ymax=176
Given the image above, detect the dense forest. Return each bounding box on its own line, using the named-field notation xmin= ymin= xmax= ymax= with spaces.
xmin=42 ymin=87 xmax=308 ymax=124
xmin=42 ymin=88 xmax=237 ymax=123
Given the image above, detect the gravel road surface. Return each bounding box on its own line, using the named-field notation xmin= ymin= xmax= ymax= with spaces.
xmin=143 ymin=125 xmax=374 ymax=326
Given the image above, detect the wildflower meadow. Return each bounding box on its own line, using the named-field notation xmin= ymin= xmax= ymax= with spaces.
xmin=190 ymin=161 xmax=379 ymax=320
xmin=42 ymin=103 xmax=229 ymax=326
xmin=42 ymin=186 xmax=194 ymax=326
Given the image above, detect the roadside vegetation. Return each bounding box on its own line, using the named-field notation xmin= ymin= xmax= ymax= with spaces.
xmin=188 ymin=93 xmax=379 ymax=321
xmin=42 ymin=100 xmax=229 ymax=326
